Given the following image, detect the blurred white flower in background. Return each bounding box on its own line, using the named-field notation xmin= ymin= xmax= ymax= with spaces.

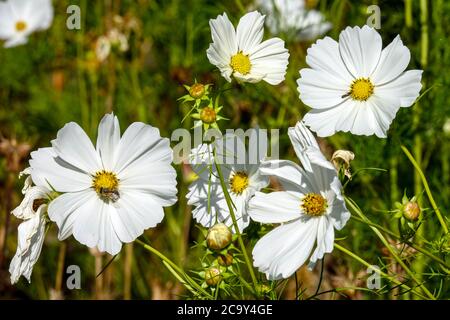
xmin=255 ymin=0 xmax=331 ymax=41
xmin=0 ymin=0 xmax=53 ymax=48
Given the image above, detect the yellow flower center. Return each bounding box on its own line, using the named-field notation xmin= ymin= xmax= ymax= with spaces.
xmin=230 ymin=171 xmax=249 ymax=195
xmin=200 ymin=107 xmax=217 ymax=124
xmin=189 ymin=83 xmax=206 ymax=99
xmin=92 ymin=170 xmax=120 ymax=201
xmin=349 ymin=78 xmax=374 ymax=101
xmin=301 ymin=193 xmax=327 ymax=216
xmin=15 ymin=21 xmax=27 ymax=32
xmin=230 ymin=52 xmax=251 ymax=75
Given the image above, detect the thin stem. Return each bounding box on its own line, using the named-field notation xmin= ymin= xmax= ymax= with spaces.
xmin=334 ymin=243 xmax=429 ymax=300
xmin=350 ymin=215 xmax=449 ymax=270
xmin=401 ymin=146 xmax=448 ymax=233
xmin=345 ymin=197 xmax=436 ymax=300
xmin=213 ymin=157 xmax=259 ymax=294
xmin=135 ymin=239 xmax=213 ymax=299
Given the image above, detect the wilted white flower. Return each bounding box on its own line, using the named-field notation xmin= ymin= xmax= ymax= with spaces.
xmin=29 ymin=113 xmax=177 ymax=255
xmin=256 ymin=0 xmax=331 ymax=41
xmin=9 ymin=169 xmax=50 ymax=284
xmin=248 ymin=121 xmax=350 ymax=279
xmin=297 ymin=25 xmax=423 ymax=138
xmin=0 ymin=0 xmax=53 ymax=48
xmin=206 ymin=11 xmax=289 ymax=85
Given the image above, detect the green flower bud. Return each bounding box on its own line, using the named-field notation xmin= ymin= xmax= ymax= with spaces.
xmin=205 ymin=267 xmax=222 ymax=286
xmin=217 ymin=253 xmax=233 ymax=267
xmin=403 ymin=201 xmax=420 ymax=221
xmin=189 ymin=83 xmax=206 ymax=99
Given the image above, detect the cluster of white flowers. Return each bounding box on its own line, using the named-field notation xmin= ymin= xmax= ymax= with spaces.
xmin=8 ymin=5 xmax=423 ymax=285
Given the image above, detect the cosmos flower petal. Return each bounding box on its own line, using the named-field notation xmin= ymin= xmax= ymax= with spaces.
xmin=253 ymin=218 xmax=318 ymax=280
xmin=248 ymin=191 xmax=303 ymax=223
xmin=248 ymin=37 xmax=289 ymax=85
xmin=96 ymin=113 xmax=120 ymax=171
xmin=111 ymin=191 xmax=165 ymax=244
xmin=29 ymin=147 xmax=92 ymax=192
xmin=260 ymin=159 xmax=313 ymax=193
xmin=376 ymin=70 xmax=423 ymax=108
xmin=371 ymin=35 xmax=411 ymax=85
xmin=12 ymin=185 xmax=49 ymax=220
xmin=297 ymin=68 xmax=348 ymax=109
xmin=51 ymin=122 xmax=102 ymax=174
xmin=338 ymin=25 xmax=382 ymax=78
xmin=114 ymin=122 xmax=171 ymax=174
xmin=305 ymin=36 xmax=353 ymax=84
xmin=308 ymin=217 xmax=334 ymax=268
xmin=236 ymin=11 xmax=265 ymax=54
xmin=48 ymin=190 xmax=97 ymax=241
xmin=287 ymin=121 xmax=320 ymax=171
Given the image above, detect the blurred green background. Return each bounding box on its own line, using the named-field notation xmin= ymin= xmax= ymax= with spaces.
xmin=0 ymin=0 xmax=448 ymax=299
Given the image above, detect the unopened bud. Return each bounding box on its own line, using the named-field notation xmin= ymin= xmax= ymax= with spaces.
xmin=205 ymin=267 xmax=222 ymax=286
xmin=206 ymin=223 xmax=232 ymax=250
xmin=189 ymin=83 xmax=206 ymax=99
xmin=403 ymin=201 xmax=420 ymax=221
xmin=218 ymin=253 xmax=233 ymax=267
xmin=200 ymin=107 xmax=217 ymax=124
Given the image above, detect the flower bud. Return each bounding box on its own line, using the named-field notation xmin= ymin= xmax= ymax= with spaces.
xmin=189 ymin=83 xmax=206 ymax=99
xmin=205 ymin=267 xmax=222 ymax=286
xmin=200 ymin=107 xmax=217 ymax=124
xmin=206 ymin=223 xmax=232 ymax=250
xmin=217 ymin=253 xmax=233 ymax=267
xmin=403 ymin=201 xmax=420 ymax=221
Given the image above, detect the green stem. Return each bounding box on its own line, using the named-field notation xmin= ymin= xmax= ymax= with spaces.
xmin=345 ymin=197 xmax=436 ymax=300
xmin=213 ymin=157 xmax=259 ymax=294
xmin=401 ymin=146 xmax=448 ymax=234
xmin=135 ymin=239 xmax=213 ymax=299
xmin=334 ymin=243 xmax=429 ymax=300
xmin=350 ymin=215 xmax=450 ymax=270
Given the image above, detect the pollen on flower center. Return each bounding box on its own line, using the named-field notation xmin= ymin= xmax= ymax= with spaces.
xmin=92 ymin=170 xmax=120 ymax=201
xmin=230 ymin=52 xmax=251 ymax=75
xmin=15 ymin=21 xmax=27 ymax=32
xmin=301 ymin=193 xmax=327 ymax=216
xmin=349 ymin=78 xmax=374 ymax=101
xmin=230 ymin=171 xmax=249 ymax=195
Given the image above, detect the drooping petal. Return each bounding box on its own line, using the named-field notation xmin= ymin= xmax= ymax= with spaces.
xmin=12 ymin=185 xmax=50 ymax=220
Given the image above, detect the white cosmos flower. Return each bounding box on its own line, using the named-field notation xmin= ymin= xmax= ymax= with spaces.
xmin=0 ymin=0 xmax=54 ymax=48
xmin=10 ymin=169 xmax=50 ymax=284
xmin=29 ymin=113 xmax=177 ymax=255
xmin=297 ymin=25 xmax=423 ymax=138
xmin=248 ymin=121 xmax=350 ymax=280
xmin=187 ymin=133 xmax=269 ymax=232
xmin=206 ymin=11 xmax=289 ymax=85
xmin=256 ymin=0 xmax=331 ymax=41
